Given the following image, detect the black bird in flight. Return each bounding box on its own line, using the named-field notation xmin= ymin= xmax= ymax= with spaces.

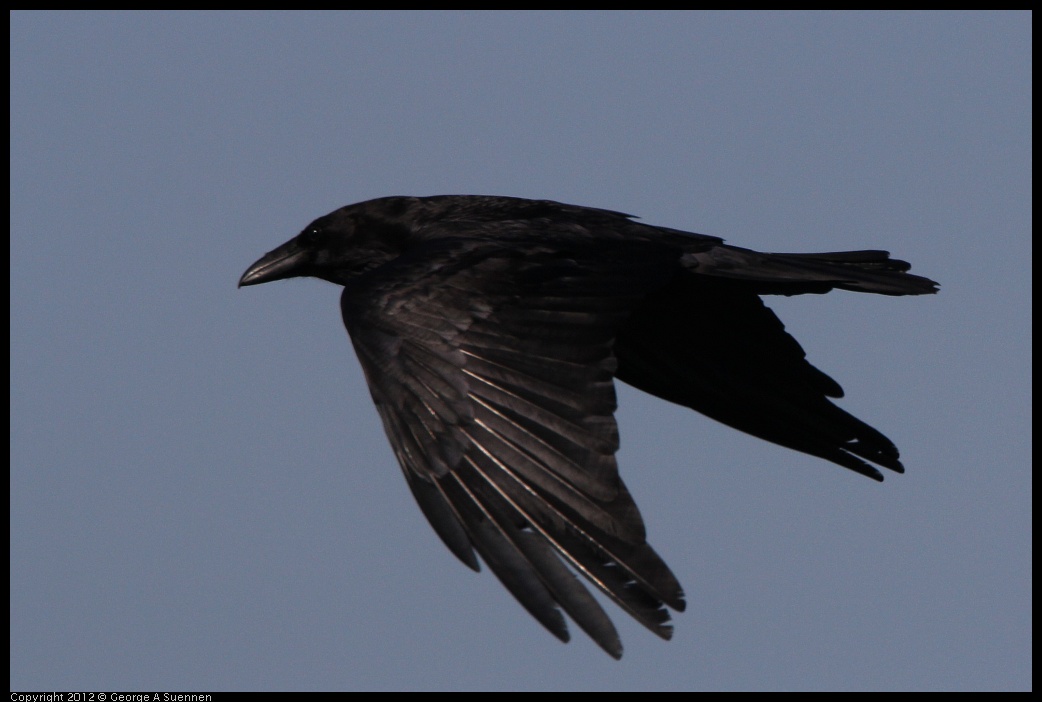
xmin=239 ymin=195 xmax=937 ymax=658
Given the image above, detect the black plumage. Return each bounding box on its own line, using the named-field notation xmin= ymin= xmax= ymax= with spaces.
xmin=239 ymin=195 xmax=937 ymax=658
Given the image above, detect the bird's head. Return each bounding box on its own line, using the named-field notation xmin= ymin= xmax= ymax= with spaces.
xmin=239 ymin=197 xmax=423 ymax=288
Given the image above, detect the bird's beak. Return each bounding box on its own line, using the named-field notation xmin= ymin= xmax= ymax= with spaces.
xmin=239 ymin=238 xmax=312 ymax=287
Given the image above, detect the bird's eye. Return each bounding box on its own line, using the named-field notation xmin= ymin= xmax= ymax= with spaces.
xmin=299 ymin=227 xmax=321 ymax=245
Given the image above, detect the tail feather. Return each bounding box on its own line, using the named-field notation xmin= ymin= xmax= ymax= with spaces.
xmin=684 ymin=246 xmax=939 ymax=296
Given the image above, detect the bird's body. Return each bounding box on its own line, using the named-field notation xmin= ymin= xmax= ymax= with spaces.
xmin=240 ymin=195 xmax=937 ymax=658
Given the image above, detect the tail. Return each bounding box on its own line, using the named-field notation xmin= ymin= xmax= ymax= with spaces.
xmin=683 ymin=247 xmax=939 ymax=296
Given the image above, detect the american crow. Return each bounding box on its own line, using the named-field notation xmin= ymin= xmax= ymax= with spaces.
xmin=239 ymin=195 xmax=937 ymax=658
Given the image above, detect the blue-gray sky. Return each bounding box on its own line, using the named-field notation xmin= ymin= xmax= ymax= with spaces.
xmin=10 ymin=11 xmax=1030 ymax=691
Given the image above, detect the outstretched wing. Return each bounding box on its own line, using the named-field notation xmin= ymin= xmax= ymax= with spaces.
xmin=339 ymin=236 xmax=684 ymax=659
xmin=614 ymin=259 xmax=921 ymax=481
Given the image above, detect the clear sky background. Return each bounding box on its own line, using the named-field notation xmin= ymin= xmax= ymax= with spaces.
xmin=10 ymin=11 xmax=1030 ymax=692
